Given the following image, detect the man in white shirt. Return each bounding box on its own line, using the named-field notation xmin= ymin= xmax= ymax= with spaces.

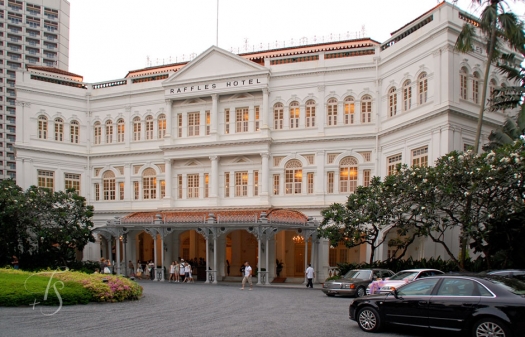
xmin=305 ymin=264 xmax=315 ymax=288
xmin=240 ymin=261 xmax=253 ymax=290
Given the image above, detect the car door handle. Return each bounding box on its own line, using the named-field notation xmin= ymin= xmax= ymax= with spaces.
xmin=462 ymin=303 xmax=474 ymax=307
xmin=418 ymin=301 xmax=428 ymax=306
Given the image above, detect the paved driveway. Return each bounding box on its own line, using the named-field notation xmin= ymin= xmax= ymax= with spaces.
xmin=0 ymin=280 xmax=458 ymax=337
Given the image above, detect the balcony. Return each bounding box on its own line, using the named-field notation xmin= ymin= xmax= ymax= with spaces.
xmin=27 ymin=10 xmax=40 ymax=16
xmin=44 ymin=34 xmax=56 ymax=41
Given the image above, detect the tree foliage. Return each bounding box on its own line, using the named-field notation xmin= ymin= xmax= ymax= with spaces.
xmin=0 ymin=180 xmax=95 ymax=269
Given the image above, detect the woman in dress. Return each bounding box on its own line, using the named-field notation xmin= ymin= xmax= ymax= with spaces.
xmin=174 ymin=262 xmax=180 ymax=283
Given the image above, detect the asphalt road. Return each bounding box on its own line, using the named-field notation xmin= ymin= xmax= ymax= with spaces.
xmin=0 ymin=280 xmax=465 ymax=337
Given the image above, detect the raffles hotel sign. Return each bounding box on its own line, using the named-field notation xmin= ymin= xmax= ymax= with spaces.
xmin=166 ymin=77 xmax=267 ymax=96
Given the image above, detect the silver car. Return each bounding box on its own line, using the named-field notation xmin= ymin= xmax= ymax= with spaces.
xmin=322 ymin=269 xmax=395 ymax=297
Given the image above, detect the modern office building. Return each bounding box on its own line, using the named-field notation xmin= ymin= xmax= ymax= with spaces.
xmin=14 ymin=2 xmax=514 ymax=283
xmin=0 ymin=0 xmax=69 ymax=181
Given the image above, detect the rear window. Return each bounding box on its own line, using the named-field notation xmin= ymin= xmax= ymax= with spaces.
xmin=486 ymin=277 xmax=525 ymax=296
xmin=344 ymin=270 xmax=372 ymax=280
xmin=390 ymin=271 xmax=418 ymax=281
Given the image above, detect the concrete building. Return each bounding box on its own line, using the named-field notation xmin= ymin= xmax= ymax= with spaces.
xmin=14 ymin=2 xmax=512 ymax=283
xmin=0 ymin=0 xmax=69 ymax=181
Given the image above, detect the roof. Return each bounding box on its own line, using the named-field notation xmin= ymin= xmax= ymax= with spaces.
xmin=120 ymin=209 xmax=309 ymax=226
xmin=389 ymin=1 xmax=446 ymax=36
xmin=124 ymin=37 xmax=379 ymax=79
xmin=26 ymin=66 xmax=84 ymax=81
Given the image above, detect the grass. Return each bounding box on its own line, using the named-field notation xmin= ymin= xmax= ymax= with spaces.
xmin=0 ymin=268 xmax=142 ymax=307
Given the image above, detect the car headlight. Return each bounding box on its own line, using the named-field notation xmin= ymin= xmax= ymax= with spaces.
xmin=343 ymin=284 xmax=356 ymax=289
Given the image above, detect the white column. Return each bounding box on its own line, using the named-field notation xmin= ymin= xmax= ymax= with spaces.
xmin=165 ymin=100 xmax=172 ymax=138
xmin=153 ymin=234 xmax=158 ymax=281
xmin=116 ymin=237 xmax=121 ymax=275
xmin=261 ymin=88 xmax=269 ymax=129
xmin=213 ymin=236 xmax=218 ymax=284
xmin=265 ymin=237 xmax=270 ymax=285
xmin=164 ymin=159 xmax=172 ymax=199
xmin=211 ymin=94 xmax=218 ymax=134
xmin=261 ymin=153 xmax=269 ymax=196
xmin=257 ymin=237 xmax=262 ymax=285
xmin=205 ymin=237 xmax=210 ymax=284
xmin=160 ymin=235 xmax=165 ymax=281
xmin=315 ymin=151 xmax=325 ymax=194
xmin=210 ymin=156 xmax=219 ymax=198
xmin=303 ymin=236 xmax=308 ymax=284
xmin=248 ymin=170 xmax=254 ymax=197
xmin=317 ymin=86 xmax=325 ymax=134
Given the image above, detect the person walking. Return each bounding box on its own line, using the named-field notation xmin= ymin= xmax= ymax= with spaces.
xmin=183 ymin=262 xmax=192 ymax=283
xmin=169 ymin=261 xmax=176 ymax=282
xmin=240 ymin=261 xmax=253 ymax=290
xmin=305 ymin=264 xmax=315 ymax=288
xmin=174 ymin=261 xmax=180 ymax=282
xmin=148 ymin=260 xmax=155 ymax=280
xmin=128 ymin=260 xmax=135 ymax=277
xmin=179 ymin=259 xmax=186 ymax=282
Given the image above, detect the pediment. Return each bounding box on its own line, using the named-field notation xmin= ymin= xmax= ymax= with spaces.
xmin=181 ymin=97 xmax=207 ymax=105
xmin=232 ymin=156 xmax=252 ymax=164
xmin=226 ymin=92 xmax=255 ymax=101
xmin=164 ymin=46 xmax=267 ymax=84
xmin=184 ymin=160 xmax=202 ymax=167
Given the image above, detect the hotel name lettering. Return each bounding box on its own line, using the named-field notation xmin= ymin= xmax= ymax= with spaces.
xmin=169 ymin=78 xmax=263 ymax=94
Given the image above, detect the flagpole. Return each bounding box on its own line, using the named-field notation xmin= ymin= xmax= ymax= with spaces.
xmin=216 ymin=0 xmax=219 ymax=46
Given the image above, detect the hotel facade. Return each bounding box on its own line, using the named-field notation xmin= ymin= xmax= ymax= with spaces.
xmin=14 ymin=2 xmax=511 ymax=283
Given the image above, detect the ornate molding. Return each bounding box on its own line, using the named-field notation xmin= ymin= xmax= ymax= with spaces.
xmin=16 ymin=101 xmax=31 ymax=107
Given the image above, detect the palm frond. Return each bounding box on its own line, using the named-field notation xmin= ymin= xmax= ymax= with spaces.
xmin=455 ymin=24 xmax=477 ymax=53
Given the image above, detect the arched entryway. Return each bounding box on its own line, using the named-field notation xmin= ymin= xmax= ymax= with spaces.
xmin=275 ymin=230 xmax=312 ymax=278
xmin=226 ymin=230 xmax=258 ymax=277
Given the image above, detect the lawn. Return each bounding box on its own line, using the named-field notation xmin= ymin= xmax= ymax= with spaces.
xmin=0 ymin=268 xmax=142 ymax=307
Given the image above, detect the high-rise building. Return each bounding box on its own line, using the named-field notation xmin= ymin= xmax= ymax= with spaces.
xmin=0 ymin=0 xmax=69 ymax=181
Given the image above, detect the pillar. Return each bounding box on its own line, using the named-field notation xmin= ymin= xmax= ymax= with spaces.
xmin=261 ymin=153 xmax=269 ymax=196
xmin=257 ymin=237 xmax=262 ymax=285
xmin=261 ymin=88 xmax=269 ymax=129
xmin=211 ymin=94 xmax=218 ymax=134
xmin=265 ymin=237 xmax=270 ymax=285
xmin=210 ymin=156 xmax=219 ymax=198
xmin=213 ymin=235 xmax=218 ymax=284
xmin=164 ymin=159 xmax=172 ymax=199
xmin=205 ymin=236 xmax=210 ymax=284
xmin=153 ymin=234 xmax=158 ymax=281
xmin=115 ymin=236 xmax=121 ymax=275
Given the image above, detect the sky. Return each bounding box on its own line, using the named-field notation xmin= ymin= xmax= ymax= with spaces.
xmin=66 ymin=0 xmax=525 ymax=83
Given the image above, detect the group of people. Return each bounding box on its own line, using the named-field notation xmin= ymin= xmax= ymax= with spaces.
xmin=134 ymin=260 xmax=155 ymax=280
xmin=98 ymin=258 xmax=112 ymax=274
xmin=168 ymin=259 xmax=194 ymax=283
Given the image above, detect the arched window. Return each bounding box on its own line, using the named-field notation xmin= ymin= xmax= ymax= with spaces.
xmin=418 ymin=72 xmax=428 ymax=105
xmin=105 ymin=120 xmax=113 ymax=143
xmin=289 ymin=101 xmax=299 ymax=129
xmin=38 ymin=115 xmax=48 ymax=139
xmin=472 ymin=72 xmax=480 ymax=104
xmin=117 ymin=118 xmax=125 ymax=143
xmin=285 ymin=159 xmax=302 ymax=195
xmin=133 ymin=116 xmax=141 ymax=141
xmin=460 ymin=67 xmax=468 ymax=100
xmin=142 ymin=168 xmax=157 ymax=199
xmin=273 ymin=103 xmax=283 ymax=130
xmin=340 ymin=156 xmax=358 ymax=193
xmin=70 ymin=120 xmax=79 ymax=143
xmin=158 ymin=114 xmax=166 ymax=138
xmin=388 ymin=88 xmax=397 ymax=117
xmin=361 ymin=95 xmax=372 ymax=123
xmin=54 ymin=117 xmax=63 ymax=141
xmin=306 ymin=99 xmax=316 ymax=127
xmin=403 ymin=80 xmax=412 ymax=111
xmin=344 ymin=96 xmax=355 ymax=124
xmin=327 ymin=98 xmax=338 ymax=126
xmin=94 ymin=121 xmax=101 ymax=145
xmin=103 ymin=171 xmax=116 ymax=200
xmin=145 ymin=115 xmax=154 ymax=140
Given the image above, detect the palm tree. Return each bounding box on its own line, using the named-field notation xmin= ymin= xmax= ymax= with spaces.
xmin=455 ymin=0 xmax=525 ymax=153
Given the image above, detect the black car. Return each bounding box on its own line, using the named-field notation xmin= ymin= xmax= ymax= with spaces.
xmin=349 ymin=275 xmax=525 ymax=337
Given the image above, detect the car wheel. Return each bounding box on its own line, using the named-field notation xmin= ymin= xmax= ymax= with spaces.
xmin=472 ymin=317 xmax=511 ymax=337
xmin=357 ymin=307 xmax=382 ymax=332
xmin=356 ymin=287 xmax=366 ymax=298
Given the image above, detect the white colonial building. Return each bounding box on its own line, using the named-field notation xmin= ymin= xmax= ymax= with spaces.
xmin=14 ymin=2 xmax=511 ymax=283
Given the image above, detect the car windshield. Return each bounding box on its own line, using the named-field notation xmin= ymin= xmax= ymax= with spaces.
xmin=389 ymin=271 xmax=419 ymax=281
xmin=344 ymin=270 xmax=372 ymax=280
xmin=486 ymin=277 xmax=525 ymax=296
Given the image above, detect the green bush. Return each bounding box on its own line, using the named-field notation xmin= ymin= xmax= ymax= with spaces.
xmin=0 ymin=268 xmax=142 ymax=306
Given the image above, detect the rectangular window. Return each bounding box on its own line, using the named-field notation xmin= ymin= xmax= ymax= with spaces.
xmin=274 ymin=108 xmax=283 ymax=130
xmin=177 ymin=114 xmax=182 ymax=138
xmin=254 ymin=170 xmax=259 ymax=196
xmin=106 ymin=124 xmax=113 ymax=143
xmin=38 ymin=170 xmax=54 ymax=189
xmin=290 ymin=105 xmax=299 ymax=129
xmin=188 ymin=112 xmax=200 ymax=137
xmin=224 ymin=109 xmax=230 ymax=134
xmin=306 ymin=104 xmax=315 ymax=128
xmin=134 ymin=181 xmax=139 ymax=200
xmin=206 ymin=111 xmax=210 ymax=136
xmin=327 ymin=172 xmax=334 ymax=194
xmin=387 ymin=154 xmax=402 ymax=176
xmin=327 ymin=153 xmax=338 ymax=164
xmin=363 ymin=170 xmax=371 ymax=187
xmin=95 ymin=183 xmax=100 ymax=201
xmin=224 ymin=172 xmax=230 ymax=197
xmin=307 ymin=172 xmax=314 ymax=194
xmin=235 ymin=171 xmax=248 ymax=197
xmin=235 ymin=108 xmax=249 ymax=133
xmin=255 ymin=106 xmax=260 ymax=131
xmin=187 ymin=174 xmax=199 ymax=198
xmin=204 ymin=174 xmax=209 ymax=198
xmin=119 ymin=182 xmax=124 ymax=200
xmin=344 ymin=101 xmax=354 ymax=124
xmin=160 ymin=180 xmax=166 ymax=198
xmin=133 ymin=120 xmax=140 ymax=141
xmin=412 ymin=146 xmax=428 ymax=167
xmin=64 ymin=173 xmax=80 ymax=192
xmin=177 ymin=174 xmax=183 ymax=199
xmin=273 ymin=174 xmax=280 ymax=195
xmin=460 ymin=73 xmax=468 ymax=100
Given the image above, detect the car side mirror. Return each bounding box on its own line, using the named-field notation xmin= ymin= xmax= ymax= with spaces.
xmin=393 ymin=289 xmax=400 ymax=299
